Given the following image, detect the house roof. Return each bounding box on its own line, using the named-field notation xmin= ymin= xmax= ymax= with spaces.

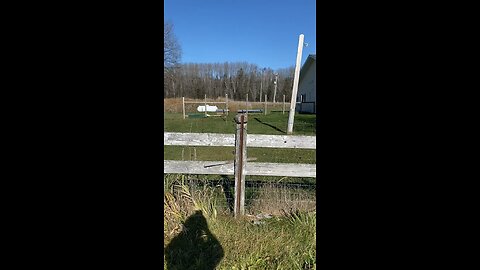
xmin=299 ymin=54 xmax=316 ymax=82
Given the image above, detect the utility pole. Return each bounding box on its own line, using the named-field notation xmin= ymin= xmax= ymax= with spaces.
xmin=259 ymin=68 xmax=265 ymax=103
xmin=273 ymin=73 xmax=278 ymax=103
xmin=287 ymin=34 xmax=304 ymax=134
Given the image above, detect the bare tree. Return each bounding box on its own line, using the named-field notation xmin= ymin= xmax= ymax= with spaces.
xmin=164 ymin=21 xmax=182 ymax=96
xmin=164 ymin=21 xmax=181 ymax=70
xmin=164 ymin=60 xmax=293 ymax=100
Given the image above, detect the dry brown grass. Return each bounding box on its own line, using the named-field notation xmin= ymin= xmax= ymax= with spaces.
xmin=164 ymin=98 xmax=184 ymax=113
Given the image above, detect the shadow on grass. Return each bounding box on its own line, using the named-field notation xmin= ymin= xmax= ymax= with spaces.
xmin=165 ymin=210 xmax=224 ymax=270
xmin=220 ymin=175 xmax=234 ymax=213
xmin=253 ymin=117 xmax=286 ymax=134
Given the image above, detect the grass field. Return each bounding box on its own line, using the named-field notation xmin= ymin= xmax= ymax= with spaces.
xmin=164 ymin=111 xmax=316 ymax=135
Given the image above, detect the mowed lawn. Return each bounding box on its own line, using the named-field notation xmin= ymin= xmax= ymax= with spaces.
xmin=164 ymin=112 xmax=316 ymax=135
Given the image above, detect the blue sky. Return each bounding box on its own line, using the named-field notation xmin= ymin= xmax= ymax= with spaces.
xmin=164 ymin=0 xmax=316 ymax=70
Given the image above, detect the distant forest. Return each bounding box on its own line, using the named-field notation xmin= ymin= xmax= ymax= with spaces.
xmin=164 ymin=62 xmax=295 ymax=102
xmin=164 ymin=21 xmax=295 ymax=101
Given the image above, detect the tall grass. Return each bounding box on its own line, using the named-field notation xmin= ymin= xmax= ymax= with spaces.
xmin=247 ymin=182 xmax=316 ymax=216
xmin=164 ymin=174 xmax=317 ymax=269
xmin=209 ymin=209 xmax=316 ymax=269
xmin=164 ymin=174 xmax=220 ymax=242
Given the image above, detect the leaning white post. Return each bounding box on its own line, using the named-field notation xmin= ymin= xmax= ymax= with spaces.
xmin=287 ymin=34 xmax=304 ymax=134
xmin=182 ymin=97 xmax=186 ymax=119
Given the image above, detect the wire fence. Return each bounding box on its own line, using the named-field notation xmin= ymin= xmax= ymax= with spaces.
xmin=165 ymin=97 xmax=294 ymax=115
xmin=166 ymin=174 xmax=316 ymax=216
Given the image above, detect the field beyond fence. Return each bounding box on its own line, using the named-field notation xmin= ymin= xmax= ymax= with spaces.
xmin=164 ymin=98 xmax=316 ymax=136
xmin=164 ymin=97 xmax=317 ymax=268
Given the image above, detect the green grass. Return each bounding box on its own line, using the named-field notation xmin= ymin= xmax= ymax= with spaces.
xmin=165 ymin=212 xmax=316 ymax=270
xmin=214 ymin=213 xmax=315 ymax=269
xmin=164 ymin=146 xmax=316 ymax=164
xmin=164 ymin=112 xmax=316 ymax=135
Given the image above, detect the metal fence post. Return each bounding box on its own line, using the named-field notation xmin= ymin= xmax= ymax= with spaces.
xmin=234 ymin=114 xmax=247 ymax=217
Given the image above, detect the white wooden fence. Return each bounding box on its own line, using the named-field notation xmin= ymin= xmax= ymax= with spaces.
xmin=164 ymin=132 xmax=316 ymax=178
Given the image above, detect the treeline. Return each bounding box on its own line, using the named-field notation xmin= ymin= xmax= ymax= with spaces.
xmin=164 ymin=62 xmax=295 ymax=102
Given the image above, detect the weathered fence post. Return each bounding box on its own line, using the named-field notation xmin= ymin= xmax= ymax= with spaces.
xmin=204 ymin=94 xmax=207 ymax=118
xmin=234 ymin=114 xmax=247 ymax=217
xmin=246 ymin=93 xmax=248 ymax=116
xmin=225 ymin=93 xmax=228 ymax=116
xmin=264 ymin=94 xmax=267 ymax=115
xmin=182 ymin=97 xmax=186 ymax=119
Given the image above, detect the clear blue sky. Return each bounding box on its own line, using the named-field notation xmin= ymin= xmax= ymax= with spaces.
xmin=164 ymin=0 xmax=316 ymax=70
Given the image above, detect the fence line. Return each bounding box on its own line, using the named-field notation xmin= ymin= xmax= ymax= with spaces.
xmin=183 ymin=94 xmax=229 ymax=119
xmin=165 ymin=113 xmax=316 ymax=216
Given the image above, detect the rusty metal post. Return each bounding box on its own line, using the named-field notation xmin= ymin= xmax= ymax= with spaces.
xmin=234 ymin=114 xmax=247 ymax=217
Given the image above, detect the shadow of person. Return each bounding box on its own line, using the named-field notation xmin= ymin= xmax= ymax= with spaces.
xmin=220 ymin=175 xmax=234 ymax=213
xmin=165 ymin=210 xmax=224 ymax=270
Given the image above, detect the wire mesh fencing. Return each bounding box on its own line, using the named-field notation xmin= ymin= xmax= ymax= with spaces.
xmin=164 ymin=174 xmax=316 ymax=216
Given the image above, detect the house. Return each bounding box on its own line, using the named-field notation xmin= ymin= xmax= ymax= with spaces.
xmin=296 ymin=54 xmax=316 ymax=114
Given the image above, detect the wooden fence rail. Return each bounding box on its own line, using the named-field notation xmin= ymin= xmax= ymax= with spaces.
xmin=164 ymin=132 xmax=316 ymax=149
xmin=164 ymin=132 xmax=316 ymax=178
xmin=164 ymin=160 xmax=316 ymax=177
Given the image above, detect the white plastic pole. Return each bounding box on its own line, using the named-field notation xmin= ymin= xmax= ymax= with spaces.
xmin=287 ymin=34 xmax=304 ymax=134
xmin=182 ymin=97 xmax=185 ymax=119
